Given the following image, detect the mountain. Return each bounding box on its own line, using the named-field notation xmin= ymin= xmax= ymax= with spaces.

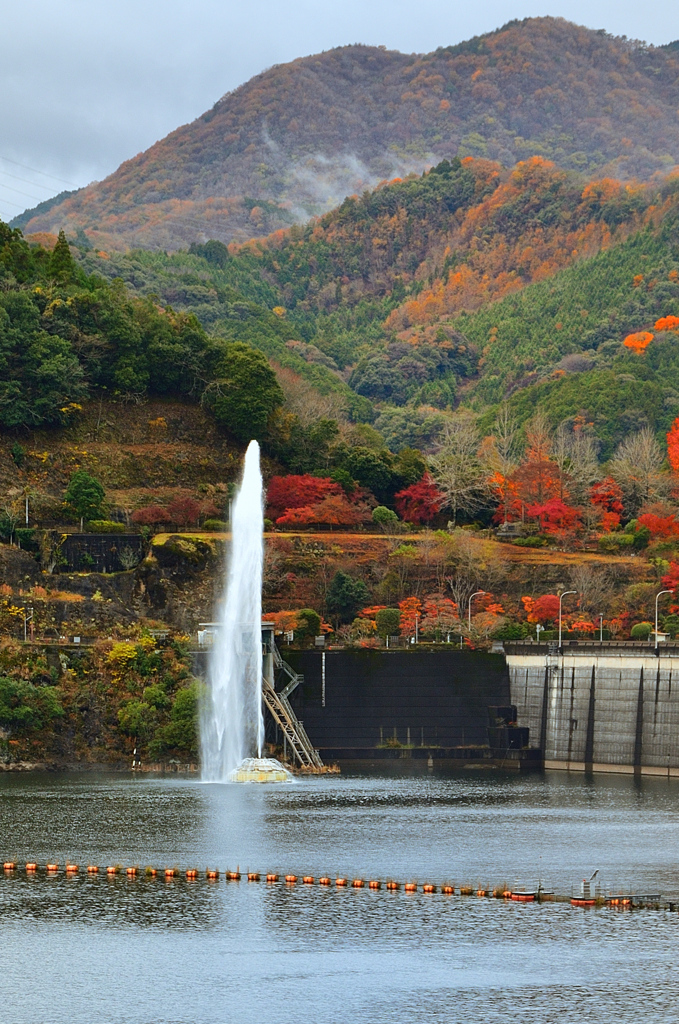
xmin=19 ymin=17 xmax=679 ymax=251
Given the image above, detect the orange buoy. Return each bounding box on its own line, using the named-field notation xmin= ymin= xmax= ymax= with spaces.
xmin=206 ymin=870 xmax=219 ymax=880
xmin=503 ymin=890 xmax=512 ymax=899
xmin=3 ymin=862 xmax=15 ymax=871
xmin=352 ymin=879 xmax=365 ymax=888
xmin=302 ymin=876 xmax=314 ymax=885
xmin=335 ymin=877 xmax=347 ymax=887
xmin=285 ymin=874 xmax=297 ymax=884
xmin=226 ymin=870 xmax=241 ymax=881
xmin=441 ymin=885 xmax=454 ymax=895
xmin=106 ymin=866 xmax=118 ymax=875
xmin=164 ymin=868 xmax=176 ymax=879
xmin=87 ymin=865 xmax=99 ymax=874
xmin=46 ymin=864 xmax=59 ymax=873
xmin=386 ymin=881 xmax=400 ymax=890
xmin=423 ymin=884 xmax=436 ymax=893
xmin=126 ymin=867 xmax=138 ymax=877
xmin=66 ymin=864 xmax=79 ymax=874
xmin=404 ymin=882 xmax=417 ymax=892
xmin=25 ymin=863 xmax=37 ymax=873
xmin=369 ymin=880 xmax=381 ymax=890
xmin=511 ymin=892 xmax=536 ymax=902
xmin=477 ymin=888 xmax=488 ymax=897
xmin=266 ymin=873 xmax=279 ymax=883
xmin=319 ymin=876 xmax=331 ymax=886
xmin=247 ymin=872 xmax=260 ymax=882
xmin=185 ymin=869 xmax=198 ymax=880
xmin=145 ymin=867 xmax=157 ymax=877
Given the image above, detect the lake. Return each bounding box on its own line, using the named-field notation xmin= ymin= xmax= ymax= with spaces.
xmin=1 ymin=767 xmax=678 ymax=1023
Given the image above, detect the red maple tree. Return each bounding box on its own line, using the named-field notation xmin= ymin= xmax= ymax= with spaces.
xmin=394 ymin=474 xmax=443 ymax=524
xmin=266 ymin=475 xmax=342 ymax=521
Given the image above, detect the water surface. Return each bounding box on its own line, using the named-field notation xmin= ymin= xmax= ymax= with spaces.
xmin=1 ymin=768 xmax=678 ymax=1023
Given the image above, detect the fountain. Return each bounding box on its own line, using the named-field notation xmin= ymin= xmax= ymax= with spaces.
xmin=201 ymin=440 xmax=291 ymax=783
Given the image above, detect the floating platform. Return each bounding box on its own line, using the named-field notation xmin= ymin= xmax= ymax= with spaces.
xmin=227 ymin=758 xmax=293 ymax=783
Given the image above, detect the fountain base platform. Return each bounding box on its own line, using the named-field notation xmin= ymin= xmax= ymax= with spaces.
xmin=227 ymin=757 xmax=293 ymax=783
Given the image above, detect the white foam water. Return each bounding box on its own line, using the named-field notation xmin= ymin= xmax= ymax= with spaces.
xmin=201 ymin=440 xmax=265 ymax=781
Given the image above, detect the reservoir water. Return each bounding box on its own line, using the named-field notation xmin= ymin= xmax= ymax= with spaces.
xmin=1 ymin=768 xmax=679 ymax=1023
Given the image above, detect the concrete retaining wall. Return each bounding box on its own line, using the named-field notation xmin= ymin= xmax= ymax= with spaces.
xmin=506 ymin=643 xmax=679 ymax=776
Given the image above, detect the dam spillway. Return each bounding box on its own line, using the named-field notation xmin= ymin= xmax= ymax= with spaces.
xmin=506 ymin=641 xmax=679 ymax=776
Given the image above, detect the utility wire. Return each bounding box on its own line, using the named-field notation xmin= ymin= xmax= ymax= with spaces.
xmin=0 ymin=154 xmax=79 ymax=189
xmin=1 ymin=168 xmax=66 ymax=193
xmin=0 ymin=181 xmax=48 ymax=202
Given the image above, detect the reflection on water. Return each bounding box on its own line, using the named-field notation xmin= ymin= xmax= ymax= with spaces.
xmin=1 ymin=769 xmax=679 ymax=1023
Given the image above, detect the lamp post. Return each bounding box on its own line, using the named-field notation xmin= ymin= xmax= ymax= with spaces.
xmin=558 ymin=591 xmax=577 ymax=650
xmin=536 ymin=623 xmax=544 ymax=643
xmin=468 ymin=591 xmax=486 ymax=638
xmin=598 ymin=614 xmax=604 ymax=643
xmin=655 ymin=590 xmax=673 ymax=650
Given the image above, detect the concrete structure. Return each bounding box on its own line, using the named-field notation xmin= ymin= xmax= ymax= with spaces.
xmin=506 ymin=642 xmax=679 ymax=776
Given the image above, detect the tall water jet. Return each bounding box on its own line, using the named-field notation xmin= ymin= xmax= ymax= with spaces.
xmin=201 ymin=440 xmax=265 ymax=781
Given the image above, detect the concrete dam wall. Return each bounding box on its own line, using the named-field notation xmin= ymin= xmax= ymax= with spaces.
xmin=280 ymin=649 xmax=539 ymax=767
xmin=506 ymin=642 xmax=679 ymax=777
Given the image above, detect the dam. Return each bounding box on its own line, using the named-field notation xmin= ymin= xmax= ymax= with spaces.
xmin=506 ymin=641 xmax=679 ymax=777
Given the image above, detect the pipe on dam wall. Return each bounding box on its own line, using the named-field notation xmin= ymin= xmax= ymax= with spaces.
xmin=506 ymin=645 xmax=679 ymax=775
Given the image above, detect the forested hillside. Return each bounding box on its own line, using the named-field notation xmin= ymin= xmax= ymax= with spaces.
xmin=17 ymin=17 xmax=679 ymax=250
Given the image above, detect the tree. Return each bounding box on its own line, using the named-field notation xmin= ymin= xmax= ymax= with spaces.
xmin=326 ymin=571 xmax=369 ymax=623
xmin=481 ymin=404 xmax=519 ymax=523
xmin=375 ymin=607 xmax=401 ymax=637
xmin=523 ymin=594 xmax=560 ymax=623
xmin=398 ymin=596 xmax=422 ymax=637
xmin=526 ymin=498 xmax=582 ymax=540
xmin=167 ymin=496 xmax=202 ymax=528
xmin=0 ymin=677 xmax=63 ymax=735
xmin=609 ymin=428 xmax=664 ymax=514
xmin=266 ymin=475 xmax=342 ymax=521
xmin=667 ymin=417 xmax=679 ymax=474
xmin=276 ymin=494 xmax=369 ymax=527
xmin=131 ymin=505 xmax=172 ymax=527
xmin=64 ymin=470 xmax=105 ymax=525
xmin=430 ymin=416 xmax=485 ymax=524
xmin=394 ymin=474 xmax=443 ymax=524
xmin=372 ymin=506 xmax=399 ymax=531
xmin=295 ymin=608 xmax=321 ymax=641
xmin=203 ymin=342 xmax=284 ymax=442
xmin=49 ymin=230 xmax=76 ymax=283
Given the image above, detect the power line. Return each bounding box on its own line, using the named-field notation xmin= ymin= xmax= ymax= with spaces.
xmin=0 ymin=181 xmax=48 ymax=203
xmin=0 ymin=154 xmax=79 ymax=189
xmin=1 ymin=168 xmax=62 ymax=194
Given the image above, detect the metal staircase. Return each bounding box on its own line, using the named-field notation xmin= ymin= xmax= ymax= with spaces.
xmin=264 ymin=644 xmax=323 ymax=769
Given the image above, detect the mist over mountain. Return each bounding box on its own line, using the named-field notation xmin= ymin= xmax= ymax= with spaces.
xmin=19 ymin=17 xmax=679 ymax=251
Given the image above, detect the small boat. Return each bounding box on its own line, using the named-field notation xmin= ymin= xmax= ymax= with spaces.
xmin=510 ymin=891 xmax=536 ymax=902
xmin=570 ymin=897 xmax=597 ymax=907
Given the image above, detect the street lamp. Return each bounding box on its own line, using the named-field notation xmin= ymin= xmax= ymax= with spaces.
xmin=655 ymin=590 xmax=673 ymax=650
xmin=536 ymin=623 xmax=544 ymax=643
xmin=598 ymin=613 xmax=604 ymax=643
xmin=468 ymin=591 xmax=486 ymax=637
xmin=558 ymin=591 xmax=577 ymax=650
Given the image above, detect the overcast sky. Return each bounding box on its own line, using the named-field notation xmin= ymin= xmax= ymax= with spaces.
xmin=2 ymin=0 xmax=678 ymax=223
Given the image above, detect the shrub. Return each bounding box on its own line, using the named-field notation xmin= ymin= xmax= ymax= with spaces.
xmin=630 ymin=622 xmax=652 ymax=640
xmin=598 ymin=533 xmax=635 ymax=553
xmin=0 ymin=676 xmax=63 ymax=735
xmin=202 ymin=519 xmax=229 ymax=531
xmin=512 ymin=536 xmax=548 ymax=548
xmin=87 ymin=520 xmax=125 ymax=533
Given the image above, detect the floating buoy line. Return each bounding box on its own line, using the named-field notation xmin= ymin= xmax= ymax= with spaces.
xmin=0 ymin=862 xmax=670 ymax=911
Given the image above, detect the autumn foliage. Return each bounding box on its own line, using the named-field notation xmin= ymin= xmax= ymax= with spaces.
xmin=394 ymin=474 xmax=443 ymax=524
xmin=623 ymin=331 xmax=654 ymax=352
xmin=266 ymin=475 xmax=342 ymax=521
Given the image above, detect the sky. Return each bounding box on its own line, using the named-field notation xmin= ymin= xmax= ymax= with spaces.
xmin=2 ymin=0 xmax=679 ymax=223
